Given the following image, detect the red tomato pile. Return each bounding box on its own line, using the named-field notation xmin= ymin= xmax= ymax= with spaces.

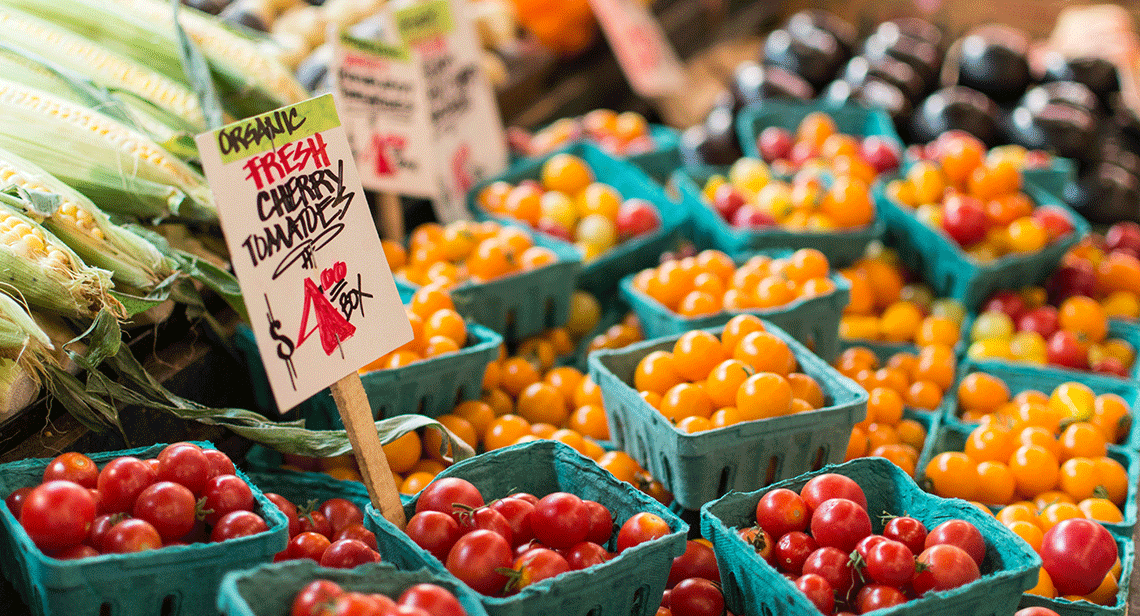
xmin=659 ymin=539 xmax=735 ymax=616
xmin=402 ymin=477 xmax=672 ymax=596
xmin=265 ymin=495 xmax=383 ymax=569
xmin=291 ymin=579 xmax=469 ymax=616
xmin=4 ymin=443 xmax=267 ymax=558
xmin=738 ymin=473 xmax=988 ymax=615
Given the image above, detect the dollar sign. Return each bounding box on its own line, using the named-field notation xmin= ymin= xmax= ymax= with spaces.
xmin=269 ymin=316 xmax=294 ymax=360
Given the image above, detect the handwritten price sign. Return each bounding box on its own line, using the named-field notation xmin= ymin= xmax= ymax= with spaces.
xmin=588 ymin=0 xmax=685 ymax=99
xmin=196 ymin=94 xmax=412 ymax=412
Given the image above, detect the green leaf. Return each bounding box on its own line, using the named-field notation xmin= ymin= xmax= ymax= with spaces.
xmin=170 ymin=0 xmax=224 ymax=129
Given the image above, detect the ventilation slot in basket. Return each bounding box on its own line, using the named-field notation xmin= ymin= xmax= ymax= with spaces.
xmin=717 ymin=466 xmax=732 ymax=498
xmin=160 ymin=594 xmax=178 ymax=616
xmin=811 ymin=445 xmax=827 ymax=471
xmin=630 ymin=585 xmax=649 ymax=615
xmin=763 ymin=456 xmax=780 ymax=486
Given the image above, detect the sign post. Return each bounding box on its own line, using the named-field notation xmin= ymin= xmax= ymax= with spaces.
xmin=195 ymin=94 xmax=413 ymax=527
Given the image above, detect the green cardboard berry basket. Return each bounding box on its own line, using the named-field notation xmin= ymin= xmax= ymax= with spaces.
xmin=937 ymin=358 xmax=1140 ymax=450
xmin=512 ymin=124 xmax=681 ymax=184
xmin=0 ymin=442 xmax=289 ymax=616
xmin=394 ymin=229 xmax=581 ymax=342
xmin=235 ymin=321 xmax=501 ymax=429
xmin=468 ymin=142 xmax=688 ymax=298
xmin=363 ymin=440 xmax=687 ymax=616
xmin=874 ymin=175 xmax=1090 ymax=313
xmin=700 ymin=457 xmax=1042 ymax=616
xmin=735 ymin=99 xmax=901 ymax=160
xmin=587 ymin=320 xmax=868 ymax=511
xmin=217 ymin=560 xmax=489 ymax=616
xmin=1018 ymin=535 xmax=1133 ymax=616
xmin=669 ymin=165 xmax=885 ymax=267
xmin=618 ymin=250 xmax=850 ymax=361
xmin=915 ymin=420 xmax=1138 ymax=537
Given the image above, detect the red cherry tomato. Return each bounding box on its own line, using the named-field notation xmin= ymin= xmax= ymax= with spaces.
xmin=925 ymin=519 xmax=985 ymax=567
xmin=1040 ymin=518 xmax=1117 ymax=596
xmin=291 ymin=580 xmax=343 ymax=616
xmin=415 ymin=478 xmax=484 ymax=519
xmin=211 ymin=510 xmax=268 ymax=542
xmin=156 ymin=443 xmax=210 ymax=495
xmin=103 ymin=518 xmax=162 ymax=553
xmin=883 ymin=516 xmax=927 ymax=556
xmin=794 ymin=573 xmax=834 ymax=614
xmin=299 ymin=510 xmax=333 ymax=538
xmin=509 ymin=547 xmax=571 ymax=593
xmin=5 ymin=486 xmax=30 ymax=518
xmin=582 ymin=500 xmax=614 ymax=544
xmin=800 ymin=474 xmax=867 ymax=511
xmin=802 ymin=547 xmax=856 ymax=599
xmin=912 ymin=544 xmax=980 ymax=595
xmin=319 ymin=538 xmax=381 ymax=569
xmin=488 ymin=497 xmax=535 ymax=547
xmin=738 ymin=526 xmax=774 ymax=564
xmin=202 ymin=449 xmax=236 ymax=480
xmin=320 ymin=498 xmax=364 ymax=535
xmin=457 ymin=507 xmax=514 ymax=546
xmin=133 ymin=481 xmax=196 ymax=540
xmin=88 ymin=513 xmax=124 ymax=552
xmin=285 ymin=532 xmax=332 ymax=562
xmin=774 ymin=531 xmax=817 ymax=575
xmin=810 ymin=498 xmax=871 ymax=552
xmin=668 ymin=540 xmax=720 ymax=587
xmin=532 ymin=492 xmax=590 ymax=549
xmin=96 ymin=457 xmax=156 ymax=514
xmin=445 ymin=529 xmax=512 ymax=595
xmin=864 ymin=539 xmax=916 ymax=587
xmin=42 ymin=452 xmax=99 ymax=489
xmin=509 ymin=492 xmax=539 ymax=505
xmin=564 ymin=541 xmax=610 ymax=570
xmin=405 ymin=511 xmax=462 ymax=562
xmin=754 ymin=488 xmax=809 ymax=538
xmin=265 ymin=493 xmax=302 ymax=537
xmin=398 ymin=584 xmax=466 ymax=616
xmin=334 ymin=523 xmax=378 ymax=551
xmin=54 ymin=544 xmax=99 ymax=560
xmin=20 ymin=480 xmax=96 ymax=552
xmin=202 ymin=475 xmax=254 ymax=525
xmin=669 ymin=578 xmax=724 ymax=616
xmin=616 ymin=512 xmax=671 ymax=553
xmin=856 ymin=584 xmax=908 ymax=612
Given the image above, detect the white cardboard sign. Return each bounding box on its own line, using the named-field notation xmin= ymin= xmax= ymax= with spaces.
xmin=588 ymin=0 xmax=686 ymax=99
xmin=195 ymin=94 xmax=413 ymax=412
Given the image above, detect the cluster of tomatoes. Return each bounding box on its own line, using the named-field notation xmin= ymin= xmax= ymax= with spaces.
xmin=266 ymin=495 xmax=382 ymax=569
xmin=969 ymin=289 xmax=1136 ymax=376
xmin=291 ymin=579 xmax=470 ymax=616
xmin=633 ymin=316 xmax=830 ymax=433
xmin=386 ymin=221 xmax=560 ymax=290
xmin=886 ymin=132 xmax=1075 ymax=261
xmin=1050 ymin=221 xmax=1140 ymax=319
xmin=631 ymin=248 xmax=838 ymax=318
xmin=586 ymin=311 xmax=645 ymax=355
xmin=360 ymin=286 xmax=470 ymax=372
xmin=509 ymin=109 xmax=659 ymax=158
xmin=839 ymin=252 xmax=966 ymax=347
xmin=658 ymin=539 xmax=731 ymax=616
xmin=402 ymin=477 xmax=672 ymax=597
xmin=478 ymin=154 xmax=662 ymax=263
xmin=741 ymin=473 xmax=988 ymax=614
xmin=4 ymin=443 xmax=266 ymax=558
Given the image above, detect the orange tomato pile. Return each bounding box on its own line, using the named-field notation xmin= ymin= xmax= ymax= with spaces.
xmin=632 ymin=315 xmax=830 ymax=433
xmin=385 ymin=220 xmax=559 ymax=289
xmin=630 ymin=248 xmax=838 ymax=318
xmin=279 ymin=431 xmax=455 ymax=497
xmin=587 ymin=311 xmax=644 ymax=354
xmin=359 ymin=286 xmax=469 ymax=372
xmin=513 ymin=109 xmax=658 ymax=158
xmin=839 ymin=252 xmax=966 ymax=346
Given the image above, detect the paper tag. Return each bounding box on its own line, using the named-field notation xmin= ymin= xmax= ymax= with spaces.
xmin=333 ymin=32 xmax=439 ymax=199
xmin=394 ymin=0 xmax=509 ymax=222
xmin=588 ymin=0 xmax=685 ymax=99
xmin=195 ymin=94 xmax=413 ymax=412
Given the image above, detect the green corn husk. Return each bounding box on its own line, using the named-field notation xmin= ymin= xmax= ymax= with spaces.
xmin=0 ymin=191 xmax=120 ymax=319
xmin=0 ymin=78 xmax=216 ymax=221
xmin=0 ymin=6 xmax=207 ymax=130
xmin=0 ymin=146 xmax=176 ymax=292
xmin=0 ymin=42 xmax=199 ymax=161
xmin=0 ymin=0 xmax=308 ymax=119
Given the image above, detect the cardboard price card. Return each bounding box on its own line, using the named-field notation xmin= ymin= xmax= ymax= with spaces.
xmin=333 ymin=32 xmax=438 ymax=199
xmin=195 ymin=94 xmax=413 ymax=412
xmin=588 ymin=0 xmax=685 ymax=99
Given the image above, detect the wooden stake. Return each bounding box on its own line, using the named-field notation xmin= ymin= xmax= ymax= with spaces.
xmin=375 ymin=192 xmax=405 ymax=241
xmin=329 ymin=372 xmax=407 ymax=529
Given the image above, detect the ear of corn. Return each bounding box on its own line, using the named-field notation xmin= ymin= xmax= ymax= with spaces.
xmin=0 ymin=78 xmax=216 ymax=221
xmin=0 ymin=291 xmax=52 ymax=351
xmin=0 ymin=190 xmax=119 ymax=319
xmin=0 ymin=6 xmax=207 ymax=130
xmin=0 ymin=146 xmax=175 ymax=292
xmin=0 ymin=0 xmax=308 ymax=119
xmin=0 ymin=42 xmax=199 ymax=161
